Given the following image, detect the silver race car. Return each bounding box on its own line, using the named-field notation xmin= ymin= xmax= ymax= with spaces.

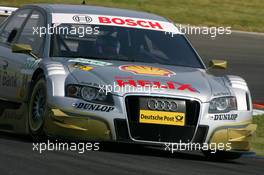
xmin=0 ymin=4 xmax=256 ymax=159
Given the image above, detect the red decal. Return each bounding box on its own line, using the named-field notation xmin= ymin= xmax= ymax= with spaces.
xmin=138 ymin=80 xmax=152 ymax=87
xmin=98 ymin=17 xmax=111 ymax=23
xmin=98 ymin=16 xmax=163 ymax=30
xmin=116 ymin=79 xmax=136 ymax=87
xmin=112 ymin=18 xmax=125 ymax=25
xmin=149 ymin=21 xmax=163 ymax=29
xmin=167 ymin=81 xmax=176 ymax=89
xmin=137 ymin=20 xmax=149 ymax=28
xmin=176 ymin=83 xmax=197 ymax=92
xmin=115 ymin=78 xmax=198 ymax=93
xmin=125 ymin=19 xmax=137 ymax=26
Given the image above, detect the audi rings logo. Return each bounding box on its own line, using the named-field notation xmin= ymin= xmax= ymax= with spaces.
xmin=147 ymin=99 xmax=178 ymax=111
xmin=72 ymin=15 xmax=93 ymax=23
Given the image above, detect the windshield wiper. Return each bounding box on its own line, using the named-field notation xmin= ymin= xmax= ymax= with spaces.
xmin=70 ymin=55 xmax=136 ymax=62
xmin=70 ymin=55 xmax=110 ymax=60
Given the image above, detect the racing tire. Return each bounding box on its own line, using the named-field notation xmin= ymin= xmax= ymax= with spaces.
xmin=202 ymin=150 xmax=242 ymax=160
xmin=28 ymin=75 xmax=48 ymax=140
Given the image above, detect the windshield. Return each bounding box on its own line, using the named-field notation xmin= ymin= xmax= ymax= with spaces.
xmin=50 ymin=24 xmax=204 ymax=68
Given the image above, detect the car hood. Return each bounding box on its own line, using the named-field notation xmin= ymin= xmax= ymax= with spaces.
xmin=61 ymin=58 xmax=231 ymax=102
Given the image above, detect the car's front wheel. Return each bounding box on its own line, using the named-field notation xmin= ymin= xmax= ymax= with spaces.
xmin=28 ymin=75 xmax=48 ymax=139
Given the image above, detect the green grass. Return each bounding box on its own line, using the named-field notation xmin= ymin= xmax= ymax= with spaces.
xmin=252 ymin=115 xmax=264 ymax=156
xmin=0 ymin=0 xmax=263 ymax=32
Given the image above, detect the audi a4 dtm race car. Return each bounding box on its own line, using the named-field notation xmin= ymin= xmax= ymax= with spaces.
xmin=0 ymin=4 xmax=256 ymax=159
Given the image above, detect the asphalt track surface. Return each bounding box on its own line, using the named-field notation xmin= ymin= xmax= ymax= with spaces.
xmin=0 ymin=16 xmax=264 ymax=175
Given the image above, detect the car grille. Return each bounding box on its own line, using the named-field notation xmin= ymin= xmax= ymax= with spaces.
xmin=125 ymin=96 xmax=200 ymax=143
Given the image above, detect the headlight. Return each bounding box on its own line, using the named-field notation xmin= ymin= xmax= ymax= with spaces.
xmin=66 ymin=85 xmax=113 ymax=105
xmin=81 ymin=87 xmax=98 ymax=101
xmin=209 ymin=96 xmax=237 ymax=113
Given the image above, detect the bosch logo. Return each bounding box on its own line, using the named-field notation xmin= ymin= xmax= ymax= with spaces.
xmin=72 ymin=15 xmax=93 ymax=23
xmin=98 ymin=16 xmax=163 ymax=30
xmin=147 ymin=99 xmax=178 ymax=111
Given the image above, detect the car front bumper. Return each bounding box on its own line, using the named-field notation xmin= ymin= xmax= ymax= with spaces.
xmin=45 ymin=95 xmax=257 ymax=152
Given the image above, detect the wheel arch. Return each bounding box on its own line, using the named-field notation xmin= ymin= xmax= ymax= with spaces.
xmin=26 ymin=68 xmax=45 ymax=102
xmin=31 ymin=68 xmax=45 ymax=84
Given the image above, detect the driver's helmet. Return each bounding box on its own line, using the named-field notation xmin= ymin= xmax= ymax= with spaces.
xmin=96 ymin=35 xmax=120 ymax=56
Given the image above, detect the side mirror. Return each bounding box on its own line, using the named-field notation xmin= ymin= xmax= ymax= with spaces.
xmin=209 ymin=59 xmax=227 ymax=69
xmin=12 ymin=43 xmax=32 ymax=54
xmin=11 ymin=44 xmax=38 ymax=59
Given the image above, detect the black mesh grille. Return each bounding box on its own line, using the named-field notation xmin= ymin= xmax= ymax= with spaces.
xmin=114 ymin=119 xmax=130 ymax=141
xmin=125 ymin=96 xmax=200 ymax=143
xmin=192 ymin=125 xmax=209 ymax=144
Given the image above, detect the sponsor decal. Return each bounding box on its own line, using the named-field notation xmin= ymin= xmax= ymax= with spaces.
xmin=72 ymin=102 xmax=115 ymax=112
xmin=119 ymin=65 xmax=176 ymax=77
xmin=52 ymin=13 xmax=180 ymax=33
xmin=73 ymin=64 xmax=94 ymax=71
xmin=23 ymin=58 xmax=40 ymax=70
xmin=69 ymin=58 xmax=112 ymax=66
xmin=210 ymin=114 xmax=238 ymax=121
xmin=21 ymin=58 xmax=41 ymax=74
xmin=115 ymin=78 xmax=198 ymax=93
xmin=79 ymin=65 xmax=93 ymax=71
xmin=98 ymin=16 xmax=163 ymax=29
xmin=16 ymin=74 xmax=28 ymax=98
xmin=0 ymin=70 xmax=17 ymax=88
xmin=72 ymin=15 xmax=93 ymax=23
xmin=139 ymin=110 xmax=185 ymax=126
